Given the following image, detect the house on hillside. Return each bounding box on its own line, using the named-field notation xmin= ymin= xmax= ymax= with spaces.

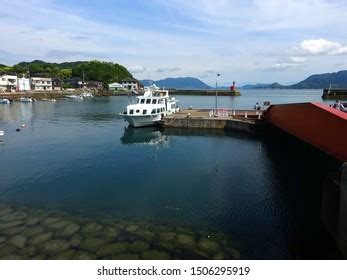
xmin=0 ymin=74 xmax=17 ymax=92
xmin=108 ymin=82 xmax=123 ymax=90
xmin=18 ymin=77 xmax=30 ymax=91
xmin=31 ymin=76 xmax=52 ymax=91
xmin=64 ymin=77 xmax=84 ymax=89
xmin=52 ymin=77 xmax=63 ymax=90
xmin=87 ymin=81 xmax=103 ymax=90
xmin=121 ymin=78 xmax=142 ymax=91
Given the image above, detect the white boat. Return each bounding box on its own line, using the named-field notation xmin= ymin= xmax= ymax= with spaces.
xmin=0 ymin=98 xmax=10 ymax=104
xmin=120 ymin=85 xmax=179 ymax=127
xmin=80 ymin=91 xmax=94 ymax=98
xmin=42 ymin=98 xmax=57 ymax=102
xmin=19 ymin=97 xmax=33 ymax=103
xmin=66 ymin=95 xmax=83 ymax=100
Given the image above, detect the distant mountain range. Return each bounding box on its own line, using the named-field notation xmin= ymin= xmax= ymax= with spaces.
xmin=241 ymin=70 xmax=347 ymax=89
xmin=141 ymin=77 xmax=211 ymax=89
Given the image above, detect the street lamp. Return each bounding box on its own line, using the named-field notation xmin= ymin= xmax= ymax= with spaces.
xmin=215 ymin=73 xmax=220 ymax=116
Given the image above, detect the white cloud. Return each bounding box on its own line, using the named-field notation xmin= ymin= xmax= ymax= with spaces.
xmin=290 ymin=56 xmax=307 ymax=63
xmin=264 ymin=56 xmax=307 ymax=71
xmin=156 ymin=67 xmax=181 ymax=73
xmin=128 ymin=66 xmax=146 ymax=74
xmin=296 ymin=39 xmax=347 ymax=55
xmin=198 ymin=70 xmax=217 ymax=78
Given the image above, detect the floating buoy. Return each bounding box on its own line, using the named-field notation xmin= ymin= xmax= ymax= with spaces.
xmin=0 ymin=130 xmax=4 ymax=136
xmin=16 ymin=128 xmax=20 ymax=132
xmin=21 ymin=124 xmax=26 ymax=128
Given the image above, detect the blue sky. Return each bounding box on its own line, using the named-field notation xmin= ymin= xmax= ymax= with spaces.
xmin=1 ymin=0 xmax=347 ymax=86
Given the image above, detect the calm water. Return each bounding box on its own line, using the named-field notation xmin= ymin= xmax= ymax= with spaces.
xmin=0 ymin=90 xmax=342 ymax=259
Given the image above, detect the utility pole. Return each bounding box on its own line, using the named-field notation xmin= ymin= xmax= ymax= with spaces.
xmin=215 ymin=73 xmax=220 ymax=116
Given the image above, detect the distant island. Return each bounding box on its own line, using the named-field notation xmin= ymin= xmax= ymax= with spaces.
xmin=141 ymin=77 xmax=212 ymax=90
xmin=241 ymin=70 xmax=347 ymax=89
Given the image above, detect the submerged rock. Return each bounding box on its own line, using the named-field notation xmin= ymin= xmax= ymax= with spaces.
xmin=40 ymin=239 xmax=70 ymax=256
xmin=0 ymin=208 xmax=12 ymax=217
xmin=111 ymin=254 xmax=140 ymax=260
xmin=50 ymin=249 xmax=76 ymax=260
xmin=43 ymin=217 xmax=61 ymax=227
xmin=0 ymin=245 xmax=17 ymax=257
xmin=79 ymin=238 xmax=107 ymax=253
xmin=141 ymin=250 xmax=171 ymax=260
xmin=57 ymin=223 xmax=80 ymax=238
xmin=32 ymin=254 xmax=47 ymax=260
xmin=175 ymin=234 xmax=196 ymax=249
xmin=25 ymin=217 xmax=40 ymax=226
xmin=197 ymin=238 xmax=221 ymax=255
xmin=101 ymin=226 xmax=119 ymax=240
xmin=0 ymin=236 xmax=7 ymax=244
xmin=96 ymin=242 xmax=129 ymax=257
xmin=21 ymin=226 xmax=45 ymax=237
xmin=81 ymin=222 xmax=103 ymax=236
xmin=9 ymin=235 xmax=27 ymax=249
xmin=20 ymin=245 xmax=38 ymax=258
xmin=2 ymin=225 xmax=26 ymax=236
xmin=0 ymin=212 xmax=27 ymax=222
xmin=228 ymin=246 xmax=241 ymax=260
xmin=73 ymin=251 xmax=97 ymax=260
xmin=159 ymin=232 xmax=176 ymax=242
xmin=29 ymin=232 xmax=53 ymax=245
xmin=0 ymin=254 xmax=23 ymax=260
xmin=125 ymin=225 xmax=140 ymax=233
xmin=128 ymin=240 xmax=150 ymax=252
xmin=48 ymin=220 xmax=71 ymax=231
xmin=0 ymin=220 xmax=24 ymax=230
xmin=69 ymin=234 xmax=82 ymax=247
xmin=135 ymin=229 xmax=156 ymax=242
xmin=211 ymin=252 xmax=224 ymax=260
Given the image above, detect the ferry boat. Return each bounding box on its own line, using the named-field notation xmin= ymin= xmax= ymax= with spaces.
xmin=120 ymin=85 xmax=179 ymax=127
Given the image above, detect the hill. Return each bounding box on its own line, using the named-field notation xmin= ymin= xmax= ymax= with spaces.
xmin=0 ymin=60 xmax=133 ymax=84
xmin=288 ymin=70 xmax=347 ymax=89
xmin=141 ymin=77 xmax=211 ymax=89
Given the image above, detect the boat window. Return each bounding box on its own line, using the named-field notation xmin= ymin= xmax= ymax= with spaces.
xmin=146 ymin=99 xmax=151 ymax=104
xmin=136 ymin=110 xmax=140 ymax=113
xmin=140 ymin=99 xmax=145 ymax=104
xmin=129 ymin=109 xmax=134 ymax=114
xmin=151 ymin=109 xmax=156 ymax=114
xmin=152 ymin=99 xmax=157 ymax=104
xmin=171 ymin=104 xmax=175 ymax=109
xmin=143 ymin=109 xmax=147 ymax=115
xmin=137 ymin=99 xmax=141 ymax=104
xmin=156 ymin=109 xmax=160 ymax=113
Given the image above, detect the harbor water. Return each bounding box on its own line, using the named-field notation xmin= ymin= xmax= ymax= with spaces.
xmin=0 ymin=90 xmax=342 ymax=259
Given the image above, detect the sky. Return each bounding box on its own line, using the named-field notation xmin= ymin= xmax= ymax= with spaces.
xmin=1 ymin=0 xmax=347 ymax=86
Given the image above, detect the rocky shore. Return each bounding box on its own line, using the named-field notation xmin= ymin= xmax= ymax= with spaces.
xmin=0 ymin=204 xmax=240 ymax=260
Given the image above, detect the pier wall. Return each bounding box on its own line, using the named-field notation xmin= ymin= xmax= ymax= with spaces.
xmin=338 ymin=163 xmax=347 ymax=257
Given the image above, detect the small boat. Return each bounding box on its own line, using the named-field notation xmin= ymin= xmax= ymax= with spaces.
xmin=19 ymin=97 xmax=34 ymax=103
xmin=80 ymin=92 xmax=93 ymax=98
xmin=42 ymin=98 xmax=57 ymax=102
xmin=120 ymin=85 xmax=179 ymax=127
xmin=0 ymin=130 xmax=4 ymax=137
xmin=0 ymin=98 xmax=10 ymax=104
xmin=66 ymin=95 xmax=83 ymax=100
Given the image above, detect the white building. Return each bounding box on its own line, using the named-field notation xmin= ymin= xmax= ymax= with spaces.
xmin=17 ymin=77 xmax=30 ymax=91
xmin=121 ymin=78 xmax=142 ymax=91
xmin=108 ymin=82 xmax=124 ymax=90
xmin=0 ymin=74 xmax=18 ymax=92
xmin=31 ymin=77 xmax=52 ymax=91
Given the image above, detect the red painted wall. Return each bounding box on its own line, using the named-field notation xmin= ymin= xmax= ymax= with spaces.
xmin=266 ymin=102 xmax=347 ymax=161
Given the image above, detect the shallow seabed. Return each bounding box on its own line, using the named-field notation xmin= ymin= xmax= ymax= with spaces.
xmin=0 ymin=204 xmax=238 ymax=260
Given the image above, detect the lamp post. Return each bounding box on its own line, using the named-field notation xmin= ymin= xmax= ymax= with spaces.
xmin=215 ymin=73 xmax=220 ymax=116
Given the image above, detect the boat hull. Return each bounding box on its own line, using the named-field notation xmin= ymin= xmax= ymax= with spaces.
xmin=122 ymin=114 xmax=162 ymax=127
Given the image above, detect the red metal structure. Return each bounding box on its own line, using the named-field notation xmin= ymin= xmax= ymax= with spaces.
xmin=266 ymin=102 xmax=347 ymax=161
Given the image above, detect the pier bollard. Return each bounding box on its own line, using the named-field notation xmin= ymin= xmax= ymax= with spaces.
xmin=258 ymin=112 xmax=261 ymax=120
xmin=244 ymin=111 xmax=248 ymax=118
xmin=233 ymin=110 xmax=236 ymax=116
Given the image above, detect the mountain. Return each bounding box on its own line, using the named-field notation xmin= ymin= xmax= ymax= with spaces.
xmin=288 ymin=70 xmax=347 ymax=89
xmin=141 ymin=77 xmax=211 ymax=89
xmin=245 ymin=70 xmax=347 ymax=89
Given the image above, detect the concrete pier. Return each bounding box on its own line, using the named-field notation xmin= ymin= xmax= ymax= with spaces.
xmin=162 ymin=109 xmax=265 ymax=134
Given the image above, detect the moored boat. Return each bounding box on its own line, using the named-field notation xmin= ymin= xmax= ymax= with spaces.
xmin=0 ymin=98 xmax=10 ymax=104
xmin=120 ymin=85 xmax=179 ymax=127
xmin=19 ymin=97 xmax=34 ymax=103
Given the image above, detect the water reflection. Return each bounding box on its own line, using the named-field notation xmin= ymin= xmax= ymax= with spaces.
xmin=121 ymin=126 xmax=169 ymax=147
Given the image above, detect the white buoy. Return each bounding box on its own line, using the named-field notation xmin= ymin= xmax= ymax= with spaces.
xmin=0 ymin=130 xmax=4 ymax=136
xmin=21 ymin=124 xmax=26 ymax=128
